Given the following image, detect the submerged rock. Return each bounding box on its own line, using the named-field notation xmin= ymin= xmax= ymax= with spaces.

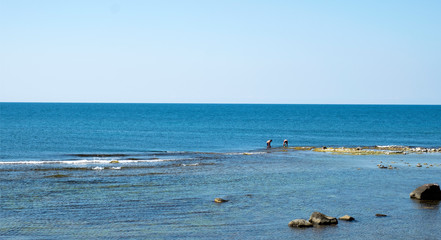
xmin=44 ymin=174 xmax=69 ymax=178
xmin=214 ymin=198 xmax=229 ymax=203
xmin=338 ymin=215 xmax=355 ymax=221
xmin=309 ymin=212 xmax=338 ymax=225
xmin=288 ymin=219 xmax=313 ymax=228
xmin=410 ymin=184 xmax=441 ymax=200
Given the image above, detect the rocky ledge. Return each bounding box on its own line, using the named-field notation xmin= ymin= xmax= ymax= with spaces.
xmin=289 ymin=146 xmax=441 ymax=155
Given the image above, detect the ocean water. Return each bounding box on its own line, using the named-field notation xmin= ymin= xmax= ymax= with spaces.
xmin=0 ymin=103 xmax=440 ymax=239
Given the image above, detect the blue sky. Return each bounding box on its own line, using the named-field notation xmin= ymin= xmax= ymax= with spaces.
xmin=1 ymin=0 xmax=440 ymax=104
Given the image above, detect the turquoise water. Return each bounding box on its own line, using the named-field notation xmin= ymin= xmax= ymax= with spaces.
xmin=1 ymin=103 xmax=440 ymax=239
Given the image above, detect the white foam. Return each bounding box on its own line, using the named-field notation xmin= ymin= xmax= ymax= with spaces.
xmin=182 ymin=163 xmax=199 ymax=166
xmin=242 ymin=152 xmax=266 ymax=155
xmin=0 ymin=158 xmax=174 ymax=165
xmin=224 ymin=152 xmax=266 ymax=155
xmin=376 ymin=145 xmax=404 ymax=148
xmin=92 ymin=166 xmax=104 ymax=170
xmin=117 ymin=159 xmax=170 ymax=163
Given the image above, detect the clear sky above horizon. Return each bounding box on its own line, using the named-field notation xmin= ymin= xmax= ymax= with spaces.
xmin=1 ymin=0 xmax=440 ymax=104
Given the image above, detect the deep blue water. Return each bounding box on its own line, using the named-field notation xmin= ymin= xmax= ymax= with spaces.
xmin=1 ymin=103 xmax=440 ymax=160
xmin=1 ymin=103 xmax=440 ymax=239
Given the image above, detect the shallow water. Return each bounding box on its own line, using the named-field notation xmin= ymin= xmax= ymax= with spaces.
xmin=1 ymin=149 xmax=440 ymax=239
xmin=1 ymin=103 xmax=440 ymax=239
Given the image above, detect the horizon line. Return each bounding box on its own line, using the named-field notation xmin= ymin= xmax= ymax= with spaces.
xmin=1 ymin=101 xmax=440 ymax=106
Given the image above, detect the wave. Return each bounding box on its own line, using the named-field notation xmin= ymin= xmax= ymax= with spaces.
xmin=3 ymin=145 xmax=438 ymax=165
xmin=0 ymin=158 xmax=183 ymax=165
xmin=223 ymin=152 xmax=267 ymax=155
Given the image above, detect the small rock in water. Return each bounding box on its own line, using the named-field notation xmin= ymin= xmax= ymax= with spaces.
xmin=309 ymin=212 xmax=338 ymax=225
xmin=377 ymin=164 xmax=387 ymax=169
xmin=214 ymin=198 xmax=229 ymax=203
xmin=416 ymin=163 xmax=422 ymax=167
xmin=338 ymin=215 xmax=355 ymax=221
xmin=288 ymin=219 xmax=313 ymax=228
xmin=375 ymin=214 xmax=387 ymax=217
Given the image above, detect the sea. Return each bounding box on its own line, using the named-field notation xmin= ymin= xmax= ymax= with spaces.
xmin=0 ymin=103 xmax=440 ymax=239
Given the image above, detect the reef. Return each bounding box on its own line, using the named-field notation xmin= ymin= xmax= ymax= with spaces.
xmin=287 ymin=146 xmax=441 ymax=155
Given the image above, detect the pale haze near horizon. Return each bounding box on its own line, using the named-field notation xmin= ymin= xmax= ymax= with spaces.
xmin=1 ymin=0 xmax=440 ymax=104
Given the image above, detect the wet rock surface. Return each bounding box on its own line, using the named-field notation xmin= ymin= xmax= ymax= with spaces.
xmin=214 ymin=198 xmax=229 ymax=203
xmin=309 ymin=212 xmax=338 ymax=225
xmin=288 ymin=219 xmax=313 ymax=228
xmin=410 ymin=184 xmax=441 ymax=200
xmin=338 ymin=215 xmax=355 ymax=221
xmin=289 ymin=145 xmax=441 ymax=155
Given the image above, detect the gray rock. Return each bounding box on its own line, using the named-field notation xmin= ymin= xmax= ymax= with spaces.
xmin=309 ymin=212 xmax=338 ymax=225
xmin=288 ymin=219 xmax=313 ymax=228
xmin=410 ymin=183 xmax=441 ymax=200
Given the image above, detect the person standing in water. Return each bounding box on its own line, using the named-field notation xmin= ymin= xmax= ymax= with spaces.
xmin=266 ymin=139 xmax=272 ymax=148
xmin=283 ymin=139 xmax=288 ymax=147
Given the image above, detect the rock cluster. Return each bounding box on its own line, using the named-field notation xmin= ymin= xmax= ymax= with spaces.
xmin=297 ymin=145 xmax=441 ymax=155
xmin=289 ymin=212 xmax=344 ymax=228
xmin=409 ymin=147 xmax=441 ymax=153
xmin=377 ymin=164 xmax=396 ymax=169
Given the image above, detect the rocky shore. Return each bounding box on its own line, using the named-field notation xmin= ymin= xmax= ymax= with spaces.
xmin=289 ymin=146 xmax=441 ymax=155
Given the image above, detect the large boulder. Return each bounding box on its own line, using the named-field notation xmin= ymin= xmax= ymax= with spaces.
xmin=288 ymin=219 xmax=313 ymax=228
xmin=309 ymin=212 xmax=338 ymax=225
xmin=410 ymin=184 xmax=441 ymax=200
